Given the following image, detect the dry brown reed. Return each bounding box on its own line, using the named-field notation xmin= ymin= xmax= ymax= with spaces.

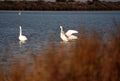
xmin=0 ymin=26 xmax=120 ymax=81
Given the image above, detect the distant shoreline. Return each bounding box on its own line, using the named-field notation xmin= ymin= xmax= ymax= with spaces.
xmin=0 ymin=1 xmax=120 ymax=11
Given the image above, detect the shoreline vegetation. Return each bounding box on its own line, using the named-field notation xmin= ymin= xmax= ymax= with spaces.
xmin=0 ymin=1 xmax=120 ymax=11
xmin=0 ymin=25 xmax=120 ymax=81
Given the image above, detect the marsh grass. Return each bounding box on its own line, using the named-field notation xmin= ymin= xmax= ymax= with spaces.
xmin=0 ymin=26 xmax=120 ymax=81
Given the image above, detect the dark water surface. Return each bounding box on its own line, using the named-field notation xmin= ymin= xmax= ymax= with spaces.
xmin=0 ymin=11 xmax=120 ymax=64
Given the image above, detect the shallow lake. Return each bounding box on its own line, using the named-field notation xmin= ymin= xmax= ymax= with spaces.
xmin=0 ymin=11 xmax=120 ymax=63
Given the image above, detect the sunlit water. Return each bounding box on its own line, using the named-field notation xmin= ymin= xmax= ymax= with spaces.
xmin=0 ymin=11 xmax=120 ymax=65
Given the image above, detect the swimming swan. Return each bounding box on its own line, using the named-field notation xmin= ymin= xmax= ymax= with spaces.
xmin=18 ymin=11 xmax=21 ymax=15
xmin=60 ymin=26 xmax=78 ymax=42
xmin=19 ymin=26 xmax=27 ymax=42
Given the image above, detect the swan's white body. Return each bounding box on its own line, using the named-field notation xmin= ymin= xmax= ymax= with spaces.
xmin=19 ymin=26 xmax=27 ymax=42
xmin=60 ymin=26 xmax=78 ymax=42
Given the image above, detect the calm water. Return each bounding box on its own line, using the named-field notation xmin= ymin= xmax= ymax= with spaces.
xmin=0 ymin=11 xmax=120 ymax=63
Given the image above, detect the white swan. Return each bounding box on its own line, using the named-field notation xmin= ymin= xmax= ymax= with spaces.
xmin=18 ymin=11 xmax=21 ymax=15
xmin=19 ymin=26 xmax=27 ymax=42
xmin=60 ymin=26 xmax=78 ymax=42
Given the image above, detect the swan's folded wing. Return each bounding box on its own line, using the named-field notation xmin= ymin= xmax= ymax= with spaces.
xmin=68 ymin=35 xmax=78 ymax=40
xmin=66 ymin=30 xmax=78 ymax=37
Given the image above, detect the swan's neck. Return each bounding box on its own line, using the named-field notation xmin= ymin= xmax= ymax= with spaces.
xmin=19 ymin=27 xmax=22 ymax=36
xmin=60 ymin=27 xmax=64 ymax=34
xmin=60 ymin=27 xmax=68 ymax=38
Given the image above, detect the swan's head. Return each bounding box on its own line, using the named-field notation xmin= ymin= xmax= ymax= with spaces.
xmin=19 ymin=26 xmax=22 ymax=29
xmin=60 ymin=26 xmax=63 ymax=29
